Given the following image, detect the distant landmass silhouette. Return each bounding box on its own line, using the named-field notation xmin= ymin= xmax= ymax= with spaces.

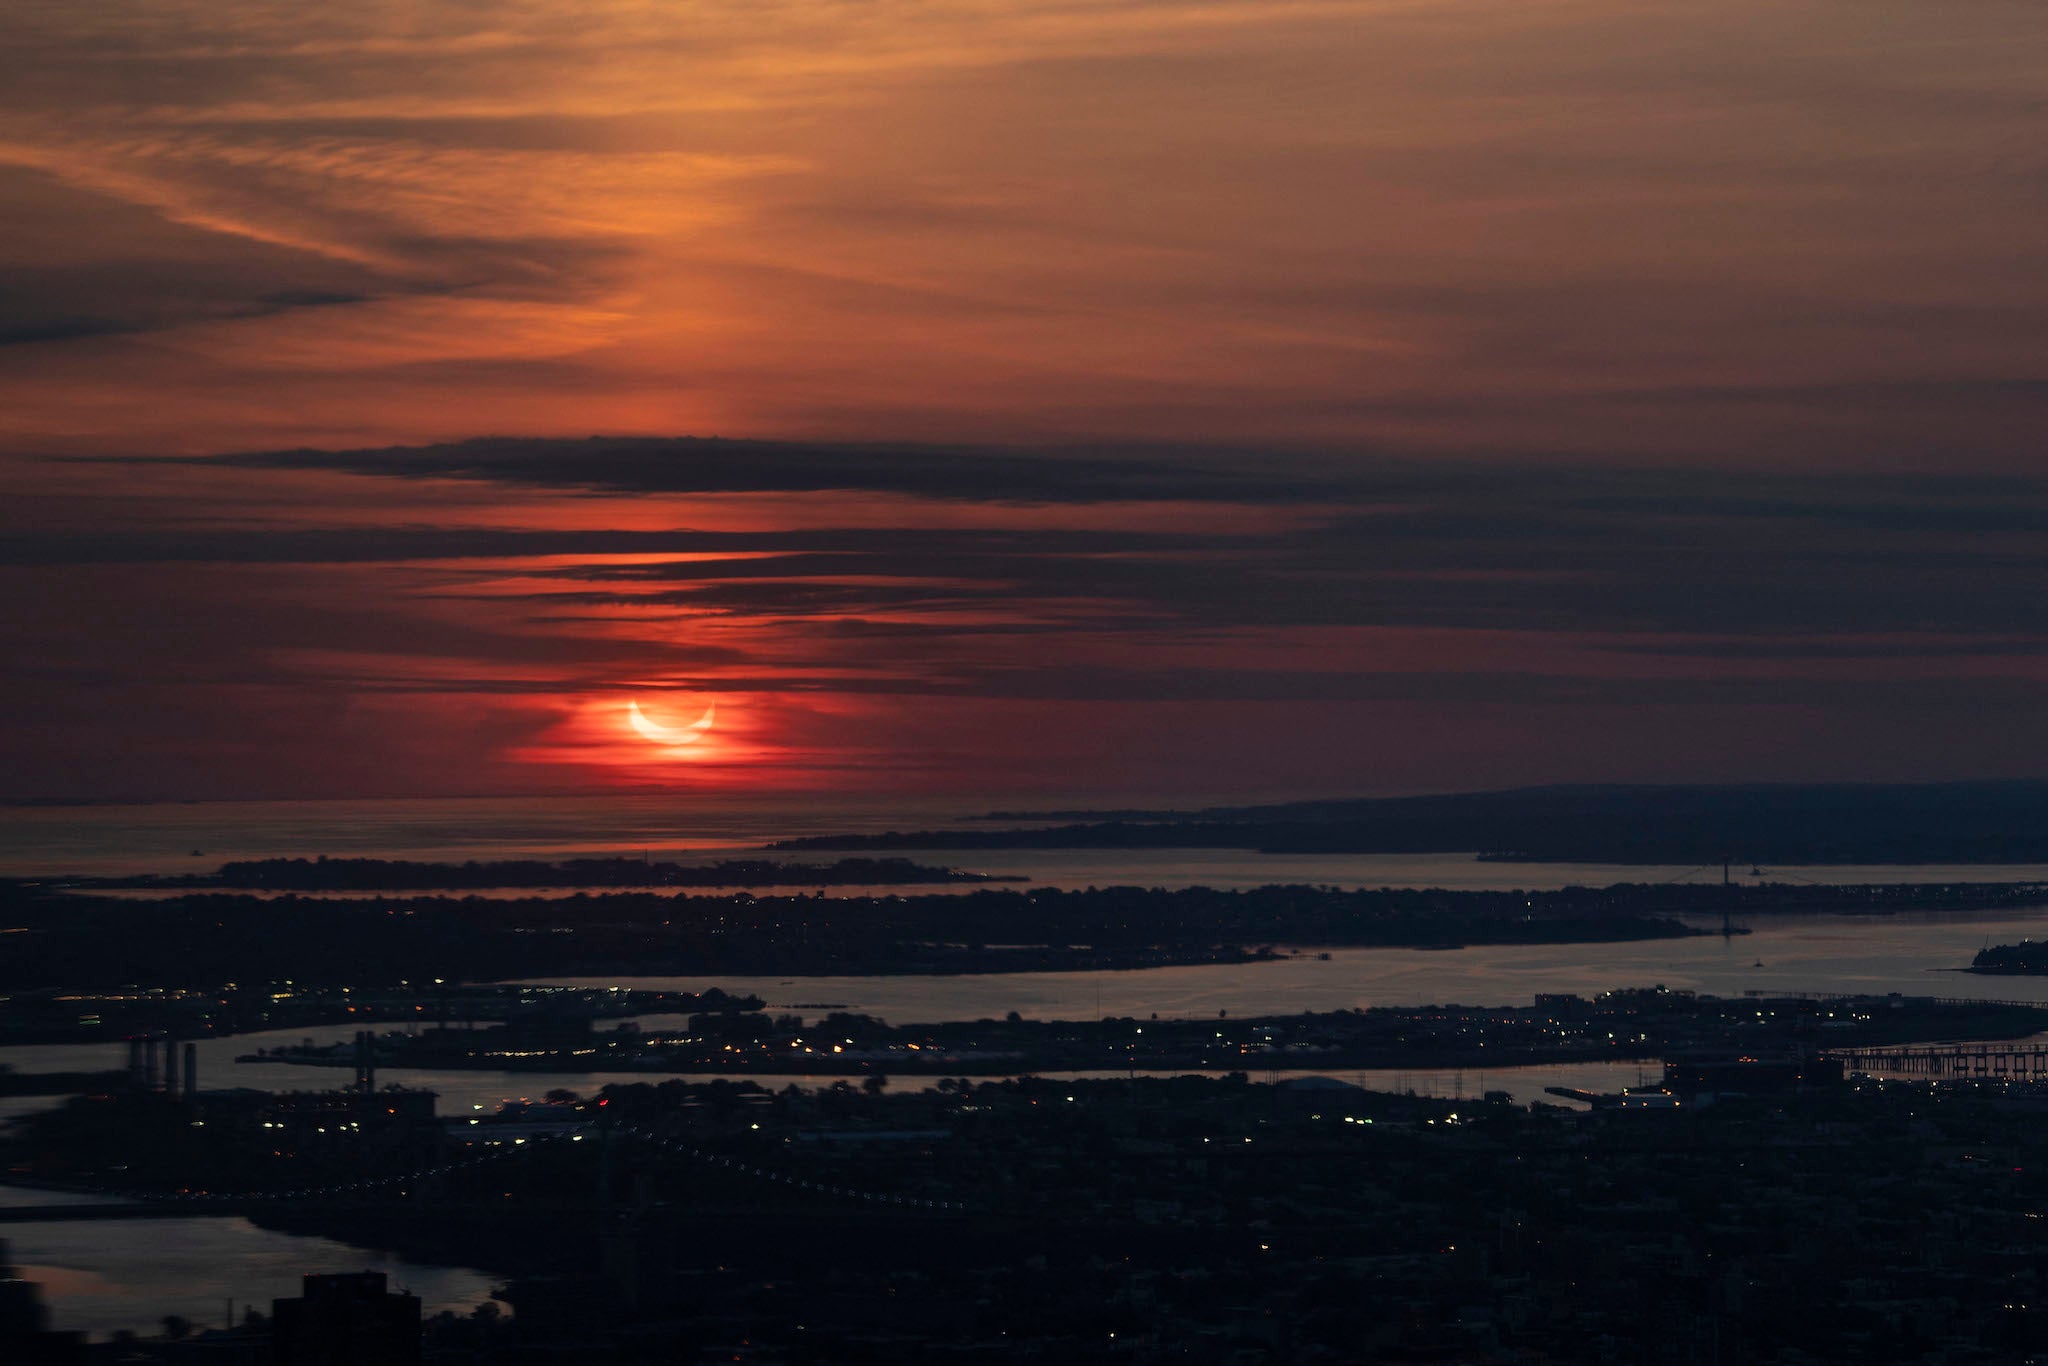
xmin=94 ymin=855 xmax=1019 ymax=891
xmin=771 ymin=781 xmax=2048 ymax=864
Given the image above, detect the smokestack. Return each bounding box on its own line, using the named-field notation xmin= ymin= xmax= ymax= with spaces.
xmin=354 ymin=1030 xmax=375 ymax=1093
xmin=143 ymin=1038 xmax=160 ymax=1091
xmin=163 ymin=1037 xmax=179 ymax=1094
xmin=183 ymin=1042 xmax=198 ymax=1102
xmin=128 ymin=1037 xmax=146 ymax=1086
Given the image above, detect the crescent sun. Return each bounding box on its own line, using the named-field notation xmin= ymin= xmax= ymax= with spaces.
xmin=627 ymin=699 xmax=716 ymax=745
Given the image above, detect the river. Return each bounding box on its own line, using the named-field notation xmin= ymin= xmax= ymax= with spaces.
xmin=10 ymin=817 xmax=2048 ymax=1338
xmin=525 ymin=905 xmax=2048 ymax=1018
xmin=0 ymin=1186 xmax=498 ymax=1341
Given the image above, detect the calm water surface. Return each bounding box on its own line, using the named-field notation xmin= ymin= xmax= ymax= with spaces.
xmin=0 ymin=1186 xmax=498 ymax=1341
xmin=14 ymin=793 xmax=2048 ymax=893
xmin=522 ymin=907 xmax=2048 ymax=1020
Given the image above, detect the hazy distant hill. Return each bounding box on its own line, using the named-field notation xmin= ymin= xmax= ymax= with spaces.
xmin=775 ymin=781 xmax=2048 ymax=864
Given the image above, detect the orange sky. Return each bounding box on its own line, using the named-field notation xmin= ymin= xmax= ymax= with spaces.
xmin=5 ymin=0 xmax=2045 ymax=460
xmin=3 ymin=0 xmax=2047 ymax=800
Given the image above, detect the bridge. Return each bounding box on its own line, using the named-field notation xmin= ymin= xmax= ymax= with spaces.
xmin=0 ymin=1122 xmax=972 ymax=1222
xmin=0 ymin=1201 xmax=249 ymax=1223
xmin=1825 ymin=1042 xmax=2048 ymax=1081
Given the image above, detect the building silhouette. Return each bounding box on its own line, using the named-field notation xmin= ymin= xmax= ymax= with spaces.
xmin=271 ymin=1272 xmax=420 ymax=1366
xmin=0 ymin=1238 xmax=83 ymax=1364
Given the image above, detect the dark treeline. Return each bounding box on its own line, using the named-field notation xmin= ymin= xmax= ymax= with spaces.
xmin=0 ymin=983 xmax=761 ymax=1045
xmin=0 ymin=881 xmax=1732 ymax=989
xmin=1970 ymin=940 xmax=2048 ymax=974
xmin=98 ymin=855 xmax=1020 ymax=891
xmin=0 ymin=1067 xmax=129 ymax=1096
xmin=254 ymin=991 xmax=2048 ymax=1078
xmin=777 ymin=780 xmax=2048 ymax=864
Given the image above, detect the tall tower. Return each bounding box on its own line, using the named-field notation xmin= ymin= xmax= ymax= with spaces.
xmin=353 ymin=1030 xmax=376 ymax=1093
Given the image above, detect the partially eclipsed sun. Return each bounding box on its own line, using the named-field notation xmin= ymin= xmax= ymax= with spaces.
xmin=627 ymin=699 xmax=716 ymax=745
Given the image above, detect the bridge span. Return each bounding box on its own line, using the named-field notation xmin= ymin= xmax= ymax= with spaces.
xmin=0 ymin=1201 xmax=242 ymax=1223
xmin=1826 ymin=1042 xmax=2048 ymax=1080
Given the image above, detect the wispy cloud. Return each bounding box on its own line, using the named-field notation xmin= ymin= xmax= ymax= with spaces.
xmin=2 ymin=0 xmax=2044 ymax=455
xmin=6 ymin=0 xmax=2048 ymax=798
